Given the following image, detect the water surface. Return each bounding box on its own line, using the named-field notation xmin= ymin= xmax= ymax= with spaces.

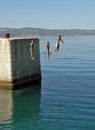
xmin=0 ymin=36 xmax=95 ymax=130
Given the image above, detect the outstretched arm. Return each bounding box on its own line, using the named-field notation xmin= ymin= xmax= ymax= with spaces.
xmin=61 ymin=39 xmax=64 ymax=44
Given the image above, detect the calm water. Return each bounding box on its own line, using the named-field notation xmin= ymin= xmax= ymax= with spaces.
xmin=0 ymin=36 xmax=95 ymax=130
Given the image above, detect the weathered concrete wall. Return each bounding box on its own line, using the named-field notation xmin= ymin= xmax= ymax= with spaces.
xmin=0 ymin=37 xmax=41 ymax=87
xmin=0 ymin=39 xmax=12 ymax=81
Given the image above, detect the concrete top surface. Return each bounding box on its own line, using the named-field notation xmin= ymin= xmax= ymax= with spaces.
xmin=0 ymin=37 xmax=38 ymax=40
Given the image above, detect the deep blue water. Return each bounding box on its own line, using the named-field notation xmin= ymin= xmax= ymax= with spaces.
xmin=0 ymin=36 xmax=95 ymax=130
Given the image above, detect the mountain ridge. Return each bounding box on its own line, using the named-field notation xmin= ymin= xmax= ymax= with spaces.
xmin=0 ymin=27 xmax=95 ymax=37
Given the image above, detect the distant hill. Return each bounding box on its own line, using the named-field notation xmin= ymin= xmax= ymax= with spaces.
xmin=0 ymin=27 xmax=95 ymax=37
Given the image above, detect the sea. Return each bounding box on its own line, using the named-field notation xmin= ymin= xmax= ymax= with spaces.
xmin=0 ymin=36 xmax=95 ymax=130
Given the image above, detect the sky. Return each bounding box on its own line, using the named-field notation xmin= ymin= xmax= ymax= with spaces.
xmin=0 ymin=0 xmax=95 ymax=29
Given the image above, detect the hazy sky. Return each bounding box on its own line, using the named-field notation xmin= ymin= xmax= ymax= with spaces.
xmin=0 ymin=0 xmax=95 ymax=29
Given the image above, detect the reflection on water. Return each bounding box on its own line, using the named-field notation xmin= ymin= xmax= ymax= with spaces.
xmin=13 ymin=83 xmax=41 ymax=122
xmin=0 ymin=89 xmax=13 ymax=124
xmin=0 ymin=82 xmax=41 ymax=129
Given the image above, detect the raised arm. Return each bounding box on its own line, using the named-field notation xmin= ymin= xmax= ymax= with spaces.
xmin=61 ymin=39 xmax=64 ymax=44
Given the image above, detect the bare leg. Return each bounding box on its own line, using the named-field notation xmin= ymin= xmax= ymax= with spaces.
xmin=30 ymin=47 xmax=35 ymax=60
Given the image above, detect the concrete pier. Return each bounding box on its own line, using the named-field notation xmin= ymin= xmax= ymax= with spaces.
xmin=0 ymin=36 xmax=41 ymax=88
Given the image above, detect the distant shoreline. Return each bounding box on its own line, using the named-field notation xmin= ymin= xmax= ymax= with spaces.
xmin=0 ymin=27 xmax=95 ymax=37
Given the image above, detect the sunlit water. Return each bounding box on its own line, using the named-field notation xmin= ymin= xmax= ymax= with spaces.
xmin=0 ymin=36 xmax=95 ymax=130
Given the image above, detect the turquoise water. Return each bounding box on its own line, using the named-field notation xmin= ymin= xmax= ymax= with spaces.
xmin=0 ymin=36 xmax=95 ymax=130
